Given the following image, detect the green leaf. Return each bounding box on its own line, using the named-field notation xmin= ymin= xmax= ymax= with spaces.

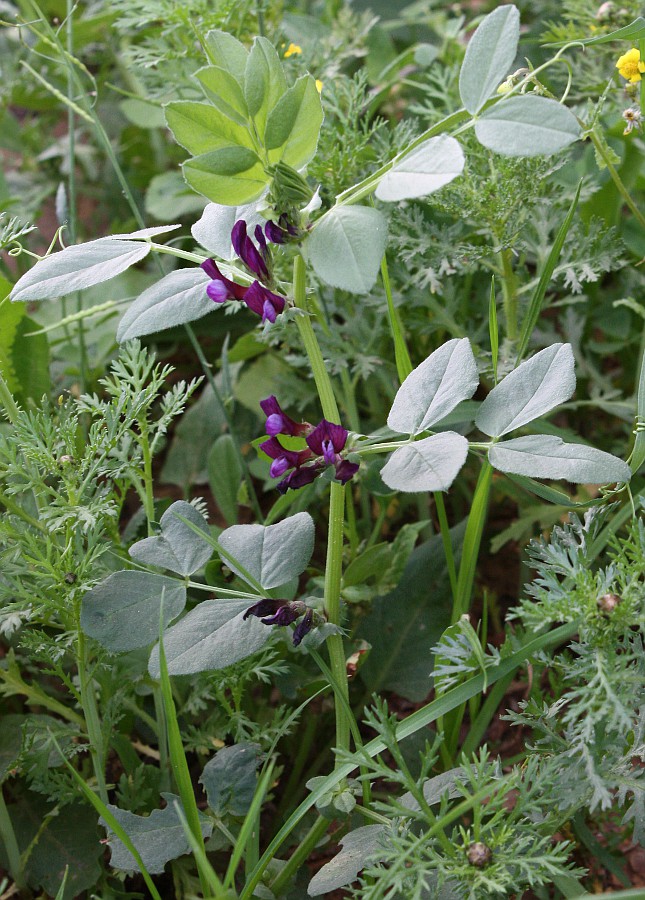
xmin=102 ymin=794 xmax=213 ymax=874
xmin=489 ymin=435 xmax=631 ymax=483
xmin=80 ymin=571 xmax=186 ymax=652
xmin=165 ymin=101 xmax=255 ymax=156
xmin=161 ymin=383 xmax=228 ymax=489
xmin=305 ymin=206 xmax=388 ymax=294
xmin=0 ymin=714 xmax=24 ymax=782
xmin=148 ymin=599 xmax=270 ymax=676
xmin=387 ymin=338 xmax=479 ymax=435
xmin=547 ymin=16 xmax=645 ymax=46
xmin=265 ymin=75 xmax=323 ymax=168
xmin=357 ymin=524 xmax=463 ymax=701
xmin=183 ymin=148 xmax=269 ymax=205
xmin=195 ymin=65 xmax=249 ymax=124
xmin=208 ymin=434 xmax=242 ymax=525
xmin=459 ymin=4 xmax=520 ymax=114
xmin=218 ymin=512 xmax=315 ymax=590
xmin=475 ymin=343 xmax=575 ymax=437
xmin=204 ymin=28 xmax=249 ymax=84
xmin=380 ymin=432 xmax=469 ymax=493
xmin=244 ymin=37 xmax=288 ymax=136
xmin=117 ymin=269 xmax=213 ymax=342
xmin=129 ymin=501 xmax=213 ymax=576
xmin=199 ymin=743 xmax=260 ymax=817
xmin=145 ymin=171 xmax=206 ymax=221
xmin=375 ymin=135 xmax=465 ymax=202
xmin=475 ymin=95 xmax=581 ymax=157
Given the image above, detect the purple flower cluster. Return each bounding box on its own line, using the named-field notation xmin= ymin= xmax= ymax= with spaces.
xmin=243 ymin=598 xmax=314 ymax=646
xmin=201 ymin=220 xmax=287 ymax=323
xmin=259 ymin=396 xmax=359 ymax=494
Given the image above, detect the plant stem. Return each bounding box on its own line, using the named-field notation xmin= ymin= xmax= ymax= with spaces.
xmin=137 ymin=425 xmax=156 ymax=535
xmin=269 ymin=816 xmax=330 ymax=895
xmin=76 ymin=628 xmax=108 ymax=803
xmin=292 ymin=254 xmax=352 ymax=769
xmin=589 ymin=128 xmax=645 ymax=232
xmin=0 ymin=788 xmax=23 ymax=887
xmin=452 ymin=461 xmax=493 ymax=623
xmin=498 ymin=245 xmax=519 ymax=342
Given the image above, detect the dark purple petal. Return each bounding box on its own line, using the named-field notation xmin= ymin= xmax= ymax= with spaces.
xmin=276 ymin=463 xmax=323 ymax=494
xmin=232 ymin=220 xmax=268 ymax=279
xmin=260 ymin=396 xmax=306 ymax=437
xmin=334 ymin=460 xmax=360 ymax=484
xmin=254 ymin=224 xmax=269 ymax=256
xmin=244 ymin=282 xmax=286 ymax=321
xmin=260 ymin=438 xmax=311 ymax=475
xmin=306 ymin=420 xmax=349 ymax=456
xmin=263 ymin=605 xmax=300 ymax=626
xmin=201 ymin=258 xmax=247 ymax=301
xmin=293 ymin=608 xmax=314 ymax=646
xmin=201 ymin=258 xmax=220 ymax=279
xmin=244 ymin=598 xmax=284 ymax=620
xmin=264 ymin=220 xmax=286 ymax=244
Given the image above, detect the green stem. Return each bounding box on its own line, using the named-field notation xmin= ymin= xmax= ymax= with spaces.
xmin=269 ymin=816 xmax=330 ymax=895
xmin=381 ymin=253 xmax=412 ymax=380
xmin=76 ymin=628 xmax=108 ymax=803
xmin=137 ymin=426 xmax=156 ymax=535
xmin=589 ymin=128 xmax=645 ymax=232
xmin=498 ymin=246 xmax=519 ymax=342
xmin=452 ymin=461 xmax=493 ymax=623
xmin=292 ymin=254 xmax=352 ymax=769
xmin=0 ymin=787 xmax=23 ymax=887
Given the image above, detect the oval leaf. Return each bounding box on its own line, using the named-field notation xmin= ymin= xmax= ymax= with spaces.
xmin=81 ymin=571 xmax=186 ymax=652
xmin=475 ymin=343 xmax=575 ymax=437
xmin=148 ymin=599 xmax=270 ymax=676
xmin=11 ymin=239 xmax=151 ymax=302
xmin=375 ymin=135 xmax=465 ymax=202
xmin=165 ymin=101 xmax=254 ymax=156
xmin=199 ymin=743 xmax=260 ymax=817
xmin=183 ymin=148 xmax=268 ymax=205
xmin=117 ymin=268 xmax=213 ymax=342
xmin=489 ymin=435 xmax=631 ymax=484
xmin=459 ymin=5 xmax=520 ymax=114
xmin=305 ymin=206 xmax=388 ymax=295
xmin=387 ymin=338 xmax=478 ymax=435
xmin=475 ymin=95 xmax=581 ymax=157
xmin=191 ymin=201 xmax=264 ymax=258
xmin=218 ymin=512 xmax=315 ymax=590
xmin=129 ymin=501 xmax=212 ymax=576
xmin=265 ymin=74 xmax=323 ymax=168
xmin=308 ymin=826 xmax=388 ymax=896
xmin=381 ymin=432 xmax=469 ymax=492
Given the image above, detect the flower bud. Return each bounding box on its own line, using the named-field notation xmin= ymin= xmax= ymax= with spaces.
xmin=466 ymin=842 xmax=492 ymax=868
xmin=597 ymin=592 xmax=621 ymax=614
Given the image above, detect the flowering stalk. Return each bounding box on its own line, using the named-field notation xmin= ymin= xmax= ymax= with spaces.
xmin=292 ymin=253 xmax=353 ymax=769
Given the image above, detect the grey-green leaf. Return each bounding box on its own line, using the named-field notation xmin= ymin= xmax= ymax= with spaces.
xmin=199 ymin=743 xmax=260 ymax=817
xmin=475 ymin=95 xmax=581 ymax=157
xmin=148 ymin=599 xmax=270 ymax=676
xmin=81 ymin=572 xmax=186 ymax=652
xmin=11 ymin=240 xmax=150 ymax=302
xmin=191 ymin=201 xmax=264 ymax=258
xmin=475 ymin=343 xmax=575 ymax=437
xmin=387 ymin=338 xmax=479 ymax=435
xmin=381 ymin=432 xmax=469 ymax=492
xmin=308 ymin=825 xmax=388 ymax=896
xmin=375 ymin=135 xmax=465 ymax=202
xmin=102 ymin=794 xmax=212 ymax=874
xmin=305 ymin=206 xmax=388 ymax=295
xmin=208 ymin=435 xmax=242 ymax=525
xmin=129 ymin=501 xmax=212 ymax=576
xmin=218 ymin=512 xmax=315 ymax=590
xmin=116 ymin=269 xmax=213 ymax=342
xmin=489 ymin=435 xmax=631 ymax=483
xmin=459 ymin=5 xmax=520 ymax=114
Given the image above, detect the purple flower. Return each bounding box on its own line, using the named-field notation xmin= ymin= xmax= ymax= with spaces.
xmin=243 ymin=282 xmax=286 ymax=323
xmin=306 ymin=420 xmax=349 ymax=466
xmin=259 ymin=437 xmax=313 ymax=478
xmin=260 ymin=396 xmax=310 ymax=437
xmin=232 ymin=220 xmax=269 ymax=281
xmin=264 ymin=214 xmax=301 ymax=245
xmin=334 ymin=459 xmax=360 ymax=484
xmin=243 ymin=598 xmax=314 ymax=645
xmin=201 ymin=259 xmax=247 ymax=303
xmin=276 ymin=463 xmax=323 ymax=495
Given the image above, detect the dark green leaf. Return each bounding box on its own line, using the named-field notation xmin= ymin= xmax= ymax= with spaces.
xmin=208 ymin=435 xmax=243 ymax=525
xmin=199 ymin=743 xmax=260 ymax=817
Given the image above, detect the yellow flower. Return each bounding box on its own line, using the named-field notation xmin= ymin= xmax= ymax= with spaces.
xmin=616 ymin=48 xmax=645 ymax=83
xmin=284 ymin=43 xmax=302 ymax=58
xmin=315 ymin=79 xmax=323 ymax=93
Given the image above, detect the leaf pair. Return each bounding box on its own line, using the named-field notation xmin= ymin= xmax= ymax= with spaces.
xmin=166 ymin=31 xmax=323 ymax=205
xmin=381 ymin=340 xmax=630 ymax=492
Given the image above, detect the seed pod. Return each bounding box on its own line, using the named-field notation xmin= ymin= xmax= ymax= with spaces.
xmin=597 ymin=592 xmax=621 ymax=614
xmin=466 ymin=842 xmax=492 ymax=868
xmin=64 ymin=573 xmax=77 ymax=585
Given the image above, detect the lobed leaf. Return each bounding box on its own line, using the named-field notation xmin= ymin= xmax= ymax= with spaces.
xmin=380 ymin=432 xmax=469 ymax=492
xmin=459 ymin=5 xmax=520 ymax=114
xmin=387 ymin=338 xmax=479 ymax=435
xmin=475 ymin=343 xmax=575 ymax=437
xmin=375 ymin=135 xmax=465 ymax=202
